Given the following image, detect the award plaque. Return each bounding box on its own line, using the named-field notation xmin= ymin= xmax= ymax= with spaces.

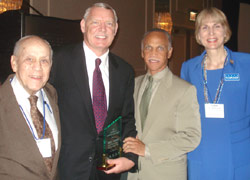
xmin=97 ymin=116 xmax=122 ymax=170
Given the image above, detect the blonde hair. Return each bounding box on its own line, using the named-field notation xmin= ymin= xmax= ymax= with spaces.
xmin=195 ymin=7 xmax=232 ymax=45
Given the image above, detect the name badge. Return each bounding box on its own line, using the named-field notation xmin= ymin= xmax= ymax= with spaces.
xmin=36 ymin=138 xmax=52 ymax=158
xmin=205 ymin=104 xmax=224 ymax=118
xmin=224 ymin=73 xmax=240 ymax=81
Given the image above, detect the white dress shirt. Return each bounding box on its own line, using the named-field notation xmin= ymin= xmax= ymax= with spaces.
xmin=83 ymin=42 xmax=110 ymax=108
xmin=11 ymin=76 xmax=58 ymax=150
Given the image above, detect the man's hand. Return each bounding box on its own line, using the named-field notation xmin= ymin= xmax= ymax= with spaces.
xmin=104 ymin=157 xmax=134 ymax=174
xmin=123 ymin=137 xmax=145 ymax=156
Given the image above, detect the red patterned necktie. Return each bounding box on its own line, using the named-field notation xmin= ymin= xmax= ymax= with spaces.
xmin=92 ymin=58 xmax=107 ymax=134
xmin=29 ymin=95 xmax=55 ymax=172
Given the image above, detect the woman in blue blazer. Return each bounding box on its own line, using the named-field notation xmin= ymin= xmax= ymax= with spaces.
xmin=181 ymin=7 xmax=250 ymax=180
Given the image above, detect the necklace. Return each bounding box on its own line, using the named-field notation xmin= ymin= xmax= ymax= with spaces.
xmin=202 ymin=49 xmax=228 ymax=104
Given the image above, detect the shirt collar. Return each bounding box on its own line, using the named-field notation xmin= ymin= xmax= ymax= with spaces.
xmin=12 ymin=75 xmax=42 ymax=100
xmin=147 ymin=67 xmax=168 ymax=82
xmin=83 ymin=42 xmax=109 ymax=67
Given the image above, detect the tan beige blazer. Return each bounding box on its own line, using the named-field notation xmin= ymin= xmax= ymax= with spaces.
xmin=0 ymin=75 xmax=61 ymax=180
xmin=128 ymin=68 xmax=201 ymax=180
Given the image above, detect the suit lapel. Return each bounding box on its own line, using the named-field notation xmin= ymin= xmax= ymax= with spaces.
xmin=2 ymin=76 xmax=50 ymax=177
xmin=105 ymin=53 xmax=119 ymax=127
xmin=44 ymin=85 xmax=61 ymax=177
xmin=134 ymin=75 xmax=146 ymax=135
xmin=70 ymin=44 xmax=97 ymax=134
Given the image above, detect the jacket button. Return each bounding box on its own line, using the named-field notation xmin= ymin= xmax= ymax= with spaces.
xmin=89 ymin=156 xmax=93 ymax=162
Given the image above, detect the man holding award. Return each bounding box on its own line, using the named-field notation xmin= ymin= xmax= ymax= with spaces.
xmin=50 ymin=2 xmax=137 ymax=180
xmin=123 ymin=29 xmax=201 ymax=180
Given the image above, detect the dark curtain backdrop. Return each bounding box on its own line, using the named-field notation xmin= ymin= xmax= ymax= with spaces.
xmin=222 ymin=0 xmax=250 ymax=51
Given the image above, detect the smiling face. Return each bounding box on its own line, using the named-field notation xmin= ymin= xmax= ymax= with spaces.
xmin=11 ymin=37 xmax=52 ymax=95
xmin=80 ymin=7 xmax=118 ymax=56
xmin=198 ymin=16 xmax=226 ymax=51
xmin=142 ymin=31 xmax=173 ymax=76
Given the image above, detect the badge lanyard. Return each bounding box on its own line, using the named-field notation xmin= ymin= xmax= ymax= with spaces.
xmin=19 ymin=90 xmax=49 ymax=140
xmin=202 ymin=50 xmax=228 ymax=104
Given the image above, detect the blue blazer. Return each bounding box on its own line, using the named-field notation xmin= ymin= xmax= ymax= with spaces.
xmin=181 ymin=47 xmax=250 ymax=180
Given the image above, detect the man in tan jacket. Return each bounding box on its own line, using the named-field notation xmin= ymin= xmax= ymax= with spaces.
xmin=123 ymin=29 xmax=201 ymax=180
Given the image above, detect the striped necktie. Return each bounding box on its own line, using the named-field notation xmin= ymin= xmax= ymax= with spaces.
xmin=29 ymin=95 xmax=55 ymax=172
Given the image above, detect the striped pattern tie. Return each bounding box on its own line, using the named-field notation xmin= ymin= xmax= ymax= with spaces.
xmin=29 ymin=95 xmax=55 ymax=172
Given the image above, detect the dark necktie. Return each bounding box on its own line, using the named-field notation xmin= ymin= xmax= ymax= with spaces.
xmin=140 ymin=76 xmax=153 ymax=130
xmin=92 ymin=58 xmax=107 ymax=134
xmin=29 ymin=95 xmax=55 ymax=172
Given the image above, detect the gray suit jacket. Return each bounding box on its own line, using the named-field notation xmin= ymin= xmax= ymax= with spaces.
xmin=0 ymin=75 xmax=61 ymax=180
xmin=128 ymin=68 xmax=201 ymax=180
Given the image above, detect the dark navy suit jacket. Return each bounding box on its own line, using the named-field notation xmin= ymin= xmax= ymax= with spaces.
xmin=50 ymin=43 xmax=137 ymax=180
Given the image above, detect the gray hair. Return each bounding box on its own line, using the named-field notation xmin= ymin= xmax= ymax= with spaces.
xmin=13 ymin=35 xmax=53 ymax=61
xmin=83 ymin=2 xmax=118 ymax=22
xmin=141 ymin=28 xmax=172 ymax=50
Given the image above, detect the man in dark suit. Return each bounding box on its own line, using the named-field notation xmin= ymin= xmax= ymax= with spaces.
xmin=50 ymin=2 xmax=137 ymax=180
xmin=0 ymin=35 xmax=61 ymax=180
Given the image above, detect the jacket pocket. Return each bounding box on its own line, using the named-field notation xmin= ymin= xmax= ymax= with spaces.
xmin=234 ymin=163 xmax=250 ymax=180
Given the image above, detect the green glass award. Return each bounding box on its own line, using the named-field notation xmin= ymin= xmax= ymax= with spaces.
xmin=97 ymin=116 xmax=122 ymax=170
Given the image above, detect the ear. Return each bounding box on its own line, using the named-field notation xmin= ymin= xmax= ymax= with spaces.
xmin=80 ymin=19 xmax=86 ymax=33
xmin=141 ymin=49 xmax=144 ymax=59
xmin=197 ymin=34 xmax=201 ymax=42
xmin=10 ymin=55 xmax=18 ymax=73
xmin=167 ymin=47 xmax=173 ymax=59
xmin=114 ymin=23 xmax=118 ymax=35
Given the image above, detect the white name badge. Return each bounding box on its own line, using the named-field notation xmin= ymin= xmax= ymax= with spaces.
xmin=36 ymin=138 xmax=52 ymax=158
xmin=205 ymin=104 xmax=224 ymax=118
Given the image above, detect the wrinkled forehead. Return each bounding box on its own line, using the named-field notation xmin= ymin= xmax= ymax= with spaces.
xmin=19 ymin=38 xmax=51 ymax=57
xmin=145 ymin=32 xmax=169 ymax=45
